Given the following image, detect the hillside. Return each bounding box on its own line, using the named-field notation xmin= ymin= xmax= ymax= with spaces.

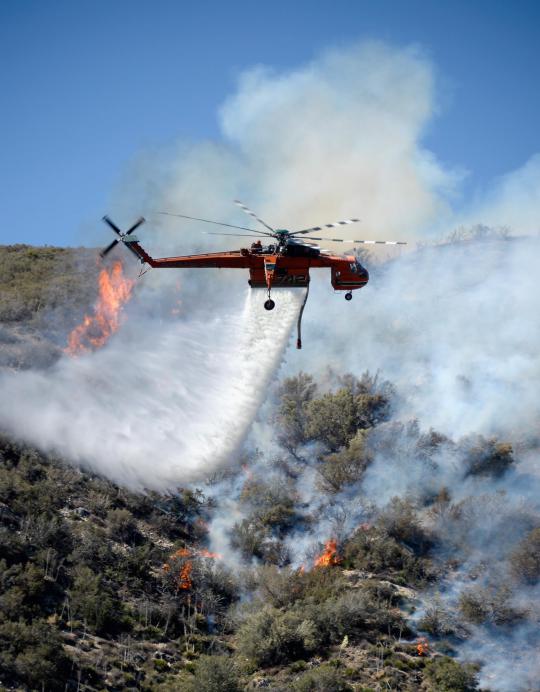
xmin=2 ymin=242 xmax=535 ymax=691
xmin=0 ymin=430 xmax=483 ymax=691
xmin=0 ymin=245 xmax=98 ymax=370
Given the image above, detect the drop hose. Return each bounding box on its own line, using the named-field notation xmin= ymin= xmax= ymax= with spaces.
xmin=296 ymin=283 xmax=310 ymax=349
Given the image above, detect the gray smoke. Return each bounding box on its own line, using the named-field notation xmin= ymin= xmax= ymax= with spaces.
xmin=1 ymin=40 xmax=457 ymax=488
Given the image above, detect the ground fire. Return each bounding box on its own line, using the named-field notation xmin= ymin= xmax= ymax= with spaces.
xmin=314 ymin=539 xmax=342 ymax=567
xmin=163 ymin=547 xmax=221 ymax=590
xmin=417 ymin=637 xmax=429 ymax=656
xmin=65 ymin=260 xmax=134 ymax=355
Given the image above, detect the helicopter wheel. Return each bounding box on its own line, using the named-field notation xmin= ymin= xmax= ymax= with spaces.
xmin=264 ymin=299 xmax=275 ymax=311
xmin=345 ymin=292 xmax=353 ymax=301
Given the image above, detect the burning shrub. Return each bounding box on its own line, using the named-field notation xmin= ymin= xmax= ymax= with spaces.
xmin=422 ymin=656 xmax=479 ymax=691
xmin=64 ymin=260 xmax=134 ymax=356
xmin=510 ymin=527 xmax=540 ymax=584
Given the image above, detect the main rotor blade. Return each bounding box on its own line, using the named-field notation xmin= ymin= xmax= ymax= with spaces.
xmin=103 ymin=215 xmax=123 ymax=236
xmin=300 ymin=236 xmax=407 ymax=245
xmin=126 ymin=217 xmax=145 ymax=235
xmin=203 ymin=232 xmax=270 ymax=238
xmin=234 ymin=199 xmax=274 ymax=232
xmin=292 ymin=218 xmax=361 ymax=235
xmin=158 ymin=211 xmax=273 ymax=237
xmin=100 ymin=238 xmax=119 ymax=258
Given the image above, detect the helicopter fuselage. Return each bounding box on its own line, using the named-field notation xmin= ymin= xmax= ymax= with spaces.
xmin=126 ymin=238 xmax=369 ymax=294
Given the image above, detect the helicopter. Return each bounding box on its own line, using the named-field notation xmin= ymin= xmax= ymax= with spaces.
xmin=100 ymin=201 xmax=406 ymax=348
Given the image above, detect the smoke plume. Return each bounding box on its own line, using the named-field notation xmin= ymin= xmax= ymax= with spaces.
xmin=1 ymin=41 xmax=457 ymax=487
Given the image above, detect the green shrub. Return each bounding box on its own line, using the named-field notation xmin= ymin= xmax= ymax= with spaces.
xmin=239 ymin=479 xmax=299 ymax=535
xmin=254 ymin=564 xmax=346 ymax=609
xmin=68 ymin=565 xmax=126 ymax=634
xmin=317 ymin=431 xmax=371 ymax=493
xmin=236 ymin=605 xmax=321 ymax=666
xmin=276 ymin=371 xmax=393 ymax=454
xmin=423 ymin=656 xmax=479 ymax=691
xmin=458 ymin=585 xmax=522 ymax=626
xmin=276 ymin=373 xmax=316 ymax=454
xmin=0 ymin=619 xmax=71 ymax=691
xmin=291 ymin=664 xmax=353 ymax=691
xmin=107 ymin=508 xmax=141 ymax=544
xmin=184 ymin=655 xmax=240 ymax=691
xmin=343 ymin=525 xmax=429 ymax=583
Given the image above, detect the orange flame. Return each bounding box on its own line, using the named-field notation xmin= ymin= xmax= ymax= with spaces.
xmin=65 ymin=260 xmax=134 ymax=355
xmin=164 ymin=547 xmax=221 ymax=590
xmin=179 ymin=561 xmax=193 ymax=590
xmin=314 ymin=539 xmax=342 ymax=568
xmin=417 ymin=637 xmax=429 ymax=656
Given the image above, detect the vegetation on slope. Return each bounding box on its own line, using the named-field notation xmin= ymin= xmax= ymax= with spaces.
xmin=0 ymin=244 xmax=98 ymax=368
xmin=1 ymin=368 xmax=500 ymax=691
xmin=2 ymin=241 xmax=533 ymax=690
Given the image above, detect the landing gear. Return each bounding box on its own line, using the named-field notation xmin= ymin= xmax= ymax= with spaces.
xmin=345 ymin=292 xmax=353 ymax=301
xmin=264 ymin=299 xmax=275 ymax=310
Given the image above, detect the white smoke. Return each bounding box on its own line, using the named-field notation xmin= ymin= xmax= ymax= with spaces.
xmin=289 ymin=235 xmax=540 ymax=443
xmin=1 ymin=40 xmax=456 ymax=489
xmin=0 ymin=288 xmax=303 ymax=490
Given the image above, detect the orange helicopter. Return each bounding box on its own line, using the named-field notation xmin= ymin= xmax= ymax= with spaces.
xmin=100 ymin=201 xmax=406 ymax=348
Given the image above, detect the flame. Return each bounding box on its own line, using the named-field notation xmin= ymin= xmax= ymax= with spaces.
xmin=179 ymin=561 xmax=193 ymax=590
xmin=65 ymin=260 xmax=134 ymax=355
xmin=417 ymin=637 xmax=429 ymax=656
xmin=314 ymin=539 xmax=342 ymax=568
xmin=164 ymin=547 xmax=221 ymax=590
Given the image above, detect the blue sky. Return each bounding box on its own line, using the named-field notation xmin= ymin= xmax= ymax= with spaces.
xmin=1 ymin=0 xmax=539 ymax=246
